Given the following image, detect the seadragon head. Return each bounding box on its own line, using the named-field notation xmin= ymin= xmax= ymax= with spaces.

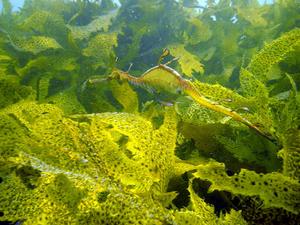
xmin=108 ymin=69 xmax=131 ymax=81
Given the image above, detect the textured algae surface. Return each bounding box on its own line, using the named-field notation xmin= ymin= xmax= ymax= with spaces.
xmin=0 ymin=0 xmax=299 ymax=224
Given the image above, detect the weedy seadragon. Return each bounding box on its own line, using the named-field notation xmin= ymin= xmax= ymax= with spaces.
xmin=86 ymin=49 xmax=275 ymax=143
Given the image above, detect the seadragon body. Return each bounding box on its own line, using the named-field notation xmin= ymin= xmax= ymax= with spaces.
xmin=88 ymin=51 xmax=274 ymax=142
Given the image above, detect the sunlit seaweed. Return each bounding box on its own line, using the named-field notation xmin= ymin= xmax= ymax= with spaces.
xmin=0 ymin=0 xmax=299 ymax=224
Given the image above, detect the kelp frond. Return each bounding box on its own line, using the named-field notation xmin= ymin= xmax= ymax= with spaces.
xmin=247 ymin=28 xmax=300 ymax=83
xmin=193 ymin=161 xmax=300 ymax=214
xmin=9 ymin=35 xmax=62 ymax=54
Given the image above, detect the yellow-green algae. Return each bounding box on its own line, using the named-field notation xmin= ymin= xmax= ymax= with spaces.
xmin=0 ymin=101 xmax=249 ymax=224
xmin=247 ymin=28 xmax=300 ymax=83
xmin=168 ymin=44 xmax=205 ymax=76
xmin=0 ymin=0 xmax=299 ymax=224
xmin=9 ymin=36 xmax=62 ymax=54
xmin=194 ymin=162 xmax=299 ymax=214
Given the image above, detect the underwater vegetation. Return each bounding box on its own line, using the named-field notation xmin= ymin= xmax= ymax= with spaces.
xmin=0 ymin=0 xmax=299 ymax=224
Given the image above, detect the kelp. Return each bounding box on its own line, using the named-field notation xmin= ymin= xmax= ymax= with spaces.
xmin=0 ymin=0 xmax=119 ymax=114
xmin=168 ymin=44 xmax=205 ymax=76
xmin=20 ymin=10 xmax=68 ymax=43
xmin=109 ymin=80 xmax=139 ymax=113
xmin=9 ymin=35 xmax=62 ymax=54
xmin=81 ymin=75 xmax=139 ymax=113
xmin=114 ymin=0 xmax=186 ymax=70
xmin=216 ymin=134 xmax=280 ymax=170
xmin=193 ymin=161 xmax=299 ymax=214
xmin=16 ymin=55 xmax=77 ymax=78
xmin=0 ymin=77 xmax=35 ymax=109
xmin=235 ymin=2 xmax=268 ymax=27
xmin=0 ymin=100 xmax=250 ymax=224
xmin=67 ymin=10 xmax=118 ymax=40
xmin=184 ymin=17 xmax=212 ymax=45
xmin=82 ymin=32 xmax=118 ymax=69
xmin=247 ymin=28 xmax=300 ymax=83
xmin=279 ymin=129 xmax=300 ymax=180
xmin=175 ymin=97 xmax=226 ymax=126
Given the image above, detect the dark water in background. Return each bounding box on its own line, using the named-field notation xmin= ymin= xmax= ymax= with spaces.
xmin=0 ymin=0 xmax=299 ymax=225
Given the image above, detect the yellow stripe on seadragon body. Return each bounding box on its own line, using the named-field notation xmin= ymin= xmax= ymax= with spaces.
xmin=100 ymin=63 xmax=275 ymax=142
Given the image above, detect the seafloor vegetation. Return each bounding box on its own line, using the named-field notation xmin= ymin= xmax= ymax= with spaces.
xmin=0 ymin=0 xmax=299 ymax=224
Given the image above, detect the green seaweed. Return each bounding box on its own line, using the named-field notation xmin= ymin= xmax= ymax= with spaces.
xmin=0 ymin=77 xmax=35 ymax=109
xmin=247 ymin=28 xmax=300 ymax=83
xmin=0 ymin=0 xmax=299 ymax=224
xmin=9 ymin=35 xmax=62 ymax=54
xmin=193 ymin=161 xmax=299 ymax=214
xmin=0 ymin=100 xmax=252 ymax=224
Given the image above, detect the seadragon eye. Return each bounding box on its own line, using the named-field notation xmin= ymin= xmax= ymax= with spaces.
xmin=109 ymin=71 xmax=121 ymax=80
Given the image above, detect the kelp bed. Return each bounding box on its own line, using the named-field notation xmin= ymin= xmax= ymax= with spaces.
xmin=0 ymin=0 xmax=299 ymax=225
